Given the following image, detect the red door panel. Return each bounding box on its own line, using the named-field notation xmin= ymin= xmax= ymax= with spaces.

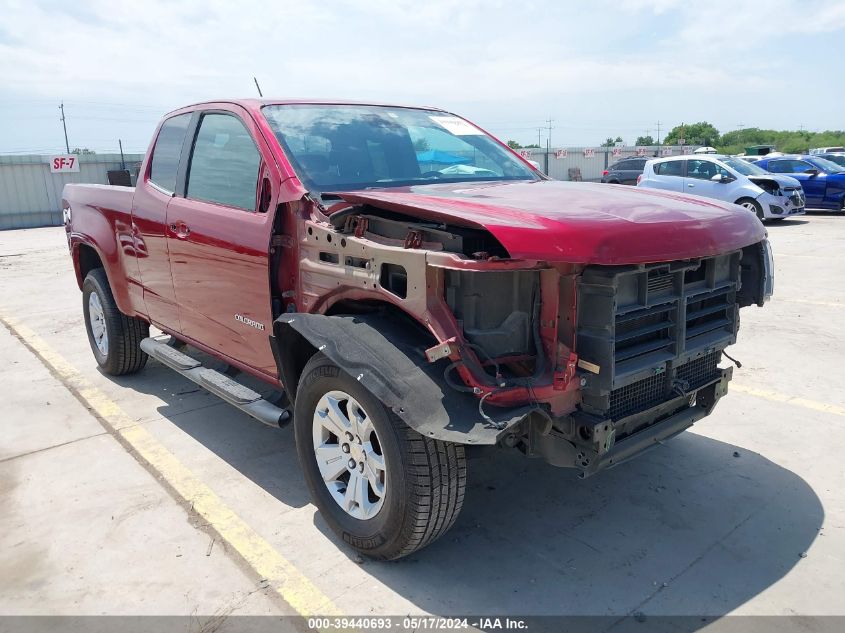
xmin=131 ymin=111 xmax=193 ymax=333
xmin=132 ymin=181 xmax=182 ymax=332
xmin=166 ymin=107 xmax=280 ymax=377
xmin=166 ymin=199 xmax=275 ymax=374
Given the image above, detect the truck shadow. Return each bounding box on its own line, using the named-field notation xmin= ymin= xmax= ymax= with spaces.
xmin=110 ymin=360 xmax=822 ymax=622
xmin=107 ymin=358 xmax=313 ymax=509
xmin=315 ymin=431 xmax=823 ymax=620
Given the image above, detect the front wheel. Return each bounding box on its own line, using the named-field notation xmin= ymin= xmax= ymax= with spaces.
xmin=294 ymin=353 xmax=466 ymax=560
xmin=82 ymin=268 xmax=149 ymax=375
xmin=737 ymin=197 xmax=764 ymax=221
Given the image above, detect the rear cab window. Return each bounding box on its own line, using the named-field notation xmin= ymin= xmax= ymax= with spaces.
xmin=149 ymin=114 xmax=191 ymax=193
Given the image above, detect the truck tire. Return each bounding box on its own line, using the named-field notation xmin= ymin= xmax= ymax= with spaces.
xmin=82 ymin=268 xmax=149 ymax=375
xmin=294 ymin=352 xmax=466 ymax=560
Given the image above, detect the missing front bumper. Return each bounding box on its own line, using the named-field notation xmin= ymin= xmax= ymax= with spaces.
xmin=528 ymin=368 xmax=732 ymax=477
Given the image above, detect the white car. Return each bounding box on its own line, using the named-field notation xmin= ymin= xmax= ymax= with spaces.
xmin=637 ymin=154 xmax=805 ymax=221
xmin=810 ymin=146 xmax=845 ymax=155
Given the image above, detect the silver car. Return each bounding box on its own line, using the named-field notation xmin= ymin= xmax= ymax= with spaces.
xmin=637 ymin=154 xmax=805 ymax=221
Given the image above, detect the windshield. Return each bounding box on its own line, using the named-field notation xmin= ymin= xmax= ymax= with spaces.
xmin=262 ymin=104 xmax=537 ymax=193
xmin=808 ymin=157 xmax=845 ymax=173
xmin=823 ymin=154 xmax=845 ymax=167
xmin=721 ymin=157 xmax=768 ymax=176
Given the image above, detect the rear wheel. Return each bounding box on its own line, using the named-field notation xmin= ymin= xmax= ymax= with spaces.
xmin=294 ymin=352 xmax=466 ymax=560
xmin=736 ymin=197 xmax=764 ymax=221
xmin=82 ymin=269 xmax=149 ymax=375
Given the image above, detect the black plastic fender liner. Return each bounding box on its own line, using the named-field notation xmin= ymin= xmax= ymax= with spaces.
xmin=272 ymin=312 xmax=537 ymax=445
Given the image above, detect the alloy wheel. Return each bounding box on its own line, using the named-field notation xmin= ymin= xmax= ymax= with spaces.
xmin=312 ymin=390 xmax=387 ymax=520
xmin=88 ymin=291 xmax=108 ymax=356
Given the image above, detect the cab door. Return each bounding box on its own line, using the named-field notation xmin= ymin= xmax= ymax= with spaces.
xmin=132 ymin=112 xmax=192 ymax=332
xmin=166 ymin=106 xmax=280 ymax=376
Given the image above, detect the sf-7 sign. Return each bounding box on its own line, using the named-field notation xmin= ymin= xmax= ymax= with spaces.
xmin=50 ymin=155 xmax=80 ymax=173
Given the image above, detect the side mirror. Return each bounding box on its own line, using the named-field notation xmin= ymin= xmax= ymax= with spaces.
xmin=710 ymin=173 xmax=732 ymax=183
xmin=804 ymin=168 xmax=820 ymax=177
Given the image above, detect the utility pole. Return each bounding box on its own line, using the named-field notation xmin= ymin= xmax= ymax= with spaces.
xmin=253 ymin=77 xmax=264 ymax=97
xmin=545 ymin=118 xmax=554 ymax=173
xmin=59 ymin=102 xmax=70 ymax=154
xmin=536 ymin=127 xmax=542 ymax=148
xmin=655 ymin=121 xmax=662 ymax=154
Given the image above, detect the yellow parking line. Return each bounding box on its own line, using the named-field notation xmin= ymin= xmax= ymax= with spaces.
xmin=731 ymin=383 xmax=845 ymax=418
xmin=0 ymin=314 xmax=341 ymax=618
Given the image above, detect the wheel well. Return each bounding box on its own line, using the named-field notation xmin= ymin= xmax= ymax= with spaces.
xmin=274 ymin=300 xmax=433 ymax=402
xmin=77 ymin=244 xmax=104 ymax=283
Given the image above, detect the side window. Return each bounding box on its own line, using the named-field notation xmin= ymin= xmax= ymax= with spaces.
xmin=686 ymin=159 xmax=717 ymax=180
xmin=149 ymin=114 xmax=191 ymax=193
xmin=791 ymin=160 xmax=815 ymax=173
xmin=187 ymin=113 xmax=261 ymax=211
xmin=768 ymin=160 xmax=791 ymax=174
xmin=655 ymin=161 xmax=683 ymax=177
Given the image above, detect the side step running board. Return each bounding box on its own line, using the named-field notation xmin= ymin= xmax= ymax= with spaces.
xmin=140 ymin=337 xmax=290 ymax=428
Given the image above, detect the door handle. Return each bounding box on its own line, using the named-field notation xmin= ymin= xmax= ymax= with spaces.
xmin=687 ymin=183 xmax=695 ymax=188
xmin=169 ymin=222 xmax=191 ymax=238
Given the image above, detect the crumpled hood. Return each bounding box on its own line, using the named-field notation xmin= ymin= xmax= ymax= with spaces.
xmin=748 ymin=174 xmax=802 ymax=189
xmin=335 ymin=180 xmax=766 ymax=265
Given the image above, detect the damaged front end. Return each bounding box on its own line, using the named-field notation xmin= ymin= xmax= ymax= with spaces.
xmin=273 ymin=197 xmax=773 ymax=477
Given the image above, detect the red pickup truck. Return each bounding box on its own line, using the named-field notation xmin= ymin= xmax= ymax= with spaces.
xmin=63 ymin=99 xmax=772 ymax=560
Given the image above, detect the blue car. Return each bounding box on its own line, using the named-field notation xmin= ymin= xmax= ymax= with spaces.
xmin=755 ymin=155 xmax=845 ymax=211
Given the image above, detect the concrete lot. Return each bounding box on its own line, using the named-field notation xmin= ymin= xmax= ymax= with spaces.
xmin=1 ymin=216 xmax=844 ymax=623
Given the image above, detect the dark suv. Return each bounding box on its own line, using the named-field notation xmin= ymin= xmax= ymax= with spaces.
xmin=601 ymin=157 xmax=649 ymax=185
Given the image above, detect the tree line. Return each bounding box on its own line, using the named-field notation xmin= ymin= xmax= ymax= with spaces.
xmin=508 ymin=122 xmax=845 ymax=154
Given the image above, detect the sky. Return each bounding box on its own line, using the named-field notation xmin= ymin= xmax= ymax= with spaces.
xmin=1 ymin=0 xmax=843 ymax=154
